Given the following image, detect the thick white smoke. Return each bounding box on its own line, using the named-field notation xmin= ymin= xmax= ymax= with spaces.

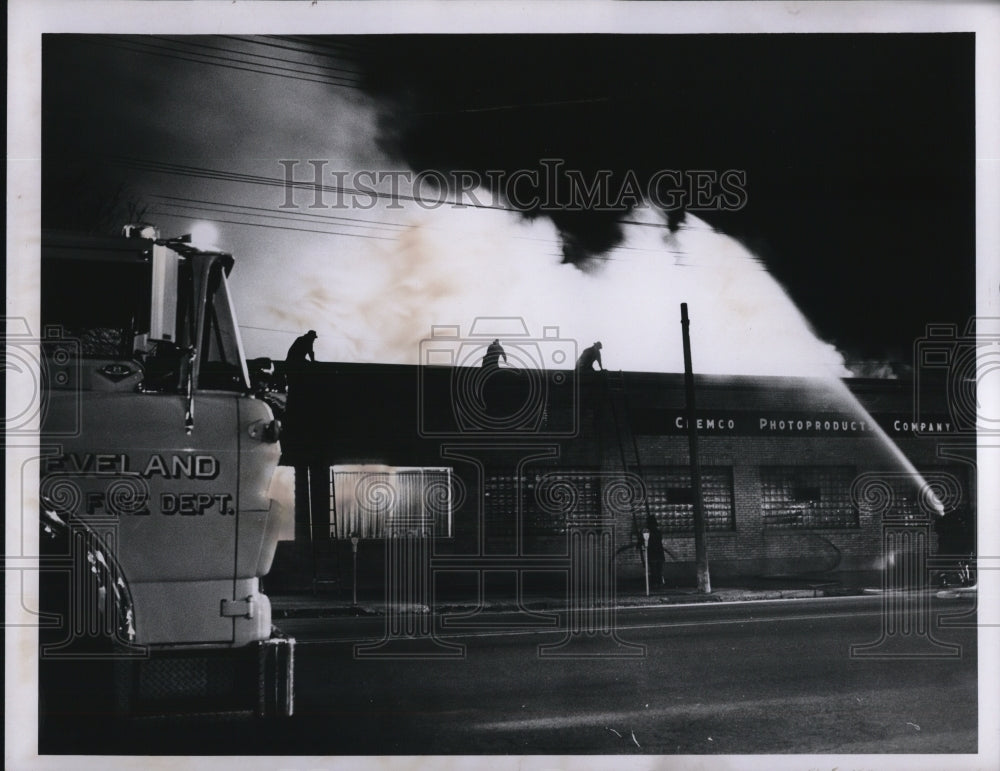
xmin=136 ymin=39 xmax=848 ymax=377
xmin=247 ymin=198 xmax=849 ymax=377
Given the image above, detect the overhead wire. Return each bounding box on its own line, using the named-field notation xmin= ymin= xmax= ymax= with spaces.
xmin=150 ymin=201 xmax=631 ymax=258
xmin=122 ymin=35 xmax=362 ymax=87
xmin=151 ymin=209 xmax=397 ymax=241
xmin=112 ymin=156 xmax=514 ymax=212
xmin=116 ymin=156 xmax=710 ymax=239
xmin=75 ymin=37 xmax=705 ymax=257
xmin=140 ymin=173 xmax=703 ymax=261
xmin=239 ymin=324 xmax=305 ymax=335
xmin=149 ymin=35 xmax=364 ymax=79
xmin=85 ymin=35 xmax=364 ymax=90
xmin=148 ymin=193 xmax=628 ymax=254
xmin=151 ymin=201 xmax=401 ymax=236
xmin=152 ymin=202 xmax=700 ymax=265
xmin=76 ymin=37 xmax=715 ymax=243
xmin=275 ymin=35 xmax=376 ymax=55
xmin=150 ymin=194 xmax=411 ymax=233
xmin=217 ymin=35 xmax=365 ymax=76
xmin=151 ymin=204 xmax=677 ymax=269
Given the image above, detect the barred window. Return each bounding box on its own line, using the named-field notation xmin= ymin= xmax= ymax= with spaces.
xmin=644 ymin=467 xmax=735 ymax=533
xmin=761 ymin=466 xmax=858 ymax=529
xmin=330 ymin=466 xmax=454 ymax=539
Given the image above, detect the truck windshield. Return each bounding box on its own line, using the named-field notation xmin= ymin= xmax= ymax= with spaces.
xmin=41 ymin=257 xmax=151 ymax=359
xmin=198 ymin=262 xmax=250 ymax=392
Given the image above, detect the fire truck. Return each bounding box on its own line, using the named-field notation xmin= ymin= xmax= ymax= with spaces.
xmin=38 ymin=225 xmax=295 ymax=722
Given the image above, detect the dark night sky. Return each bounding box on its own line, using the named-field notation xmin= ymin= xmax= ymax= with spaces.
xmin=351 ymin=33 xmax=976 ymax=364
xmin=42 ymin=33 xmax=976 ymax=369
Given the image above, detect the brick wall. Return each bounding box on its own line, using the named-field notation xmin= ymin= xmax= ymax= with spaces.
xmin=279 ymin=366 xmax=965 ymax=586
xmin=582 ymin=383 xmax=954 ymax=581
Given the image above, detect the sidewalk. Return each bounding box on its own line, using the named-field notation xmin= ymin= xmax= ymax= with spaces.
xmin=269 ymin=571 xmax=885 ymax=620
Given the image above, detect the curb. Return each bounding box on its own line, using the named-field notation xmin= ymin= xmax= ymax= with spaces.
xmin=271 ymin=586 xmax=872 ymax=620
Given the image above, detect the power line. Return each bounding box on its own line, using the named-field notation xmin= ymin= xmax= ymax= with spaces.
xmin=71 ymin=38 xmax=726 ymax=241
xmin=150 ymin=196 xmax=409 ymax=235
xmin=112 ymin=156 xmax=513 ymax=212
xmin=151 ymin=209 xmax=397 ymax=241
xmin=153 ymin=200 xmax=394 ymax=235
xmin=150 ymin=193 xmax=411 ymax=231
xmin=275 ymin=35 xmax=375 ymax=56
xmin=217 ymin=35 xmax=364 ymax=76
xmin=152 ymin=200 xmax=603 ymax=256
xmin=116 ymin=157 xmax=705 ymax=238
xmin=124 ymin=158 xmax=707 ymax=260
xmin=86 ymin=36 xmax=364 ymax=91
xmin=98 ymin=39 xmax=361 ymax=91
xmin=112 ymin=35 xmax=362 ymax=87
xmin=150 ymin=35 xmax=364 ymax=79
xmin=239 ymin=324 xmax=304 ymax=335
xmin=239 ymin=324 xmax=392 ymax=347
xmin=148 ymin=192 xmax=594 ymax=251
xmin=152 ymin=205 xmax=708 ymax=269
xmin=111 ymin=157 xmax=708 ymax=260
xmin=154 ymin=202 xmax=696 ymax=264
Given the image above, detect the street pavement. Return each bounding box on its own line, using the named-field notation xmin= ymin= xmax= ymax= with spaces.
xmin=267 ymin=570 xmax=887 ymax=619
xmin=60 ymin=591 xmax=978 ymax=757
xmin=268 ymin=594 xmax=979 ymax=755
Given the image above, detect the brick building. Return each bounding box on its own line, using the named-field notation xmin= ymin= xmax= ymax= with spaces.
xmin=275 ymin=363 xmax=973 ymax=587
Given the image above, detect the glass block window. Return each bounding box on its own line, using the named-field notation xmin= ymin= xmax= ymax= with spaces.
xmin=330 ymin=466 xmax=454 ymax=539
xmin=484 ymin=469 xmax=602 ymax=537
xmin=879 ymin=466 xmax=969 ymax=525
xmin=644 ymin=467 xmax=735 ymax=533
xmin=761 ymin=466 xmax=858 ymax=529
xmin=483 ymin=472 xmax=518 ymax=537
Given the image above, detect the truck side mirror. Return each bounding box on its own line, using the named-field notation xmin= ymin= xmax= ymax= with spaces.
xmin=149 ymin=244 xmax=179 ymax=342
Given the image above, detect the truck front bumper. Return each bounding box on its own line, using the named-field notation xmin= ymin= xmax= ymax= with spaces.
xmin=113 ymin=628 xmax=294 ymax=718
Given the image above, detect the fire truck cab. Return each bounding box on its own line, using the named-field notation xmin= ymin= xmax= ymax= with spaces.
xmin=39 ymin=225 xmax=295 ymax=718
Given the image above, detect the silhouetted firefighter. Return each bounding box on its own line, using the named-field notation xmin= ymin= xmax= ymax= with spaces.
xmin=284 ymin=330 xmax=318 ymax=397
xmin=482 ymin=339 xmax=507 ymax=370
xmin=286 ymin=329 xmax=318 ymax=365
xmin=576 ymin=341 xmax=603 ymax=373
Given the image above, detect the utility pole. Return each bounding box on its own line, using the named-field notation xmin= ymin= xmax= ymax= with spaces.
xmin=680 ymin=303 xmax=711 ymax=594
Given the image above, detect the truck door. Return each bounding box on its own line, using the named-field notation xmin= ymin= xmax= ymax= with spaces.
xmin=39 ymin=240 xmax=248 ymax=646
